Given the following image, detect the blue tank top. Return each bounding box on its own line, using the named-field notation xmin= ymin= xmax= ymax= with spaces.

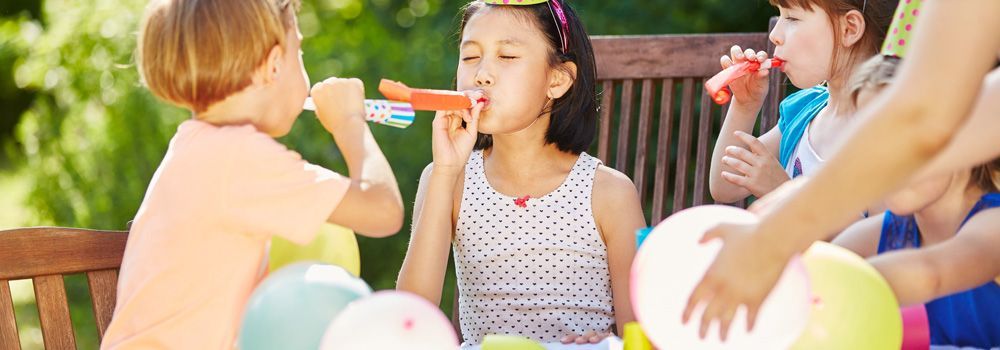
xmin=878 ymin=193 xmax=1000 ymax=348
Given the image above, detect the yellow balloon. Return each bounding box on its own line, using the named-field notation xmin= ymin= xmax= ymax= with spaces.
xmin=481 ymin=335 xmax=545 ymax=350
xmin=269 ymin=224 xmax=361 ymax=276
xmin=791 ymin=242 xmax=902 ymax=350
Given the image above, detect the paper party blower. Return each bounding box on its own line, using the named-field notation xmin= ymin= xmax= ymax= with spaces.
xmin=705 ymin=58 xmax=784 ymax=105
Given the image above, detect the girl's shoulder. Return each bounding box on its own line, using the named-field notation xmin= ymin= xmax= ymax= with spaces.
xmin=592 ymin=164 xmax=640 ymax=212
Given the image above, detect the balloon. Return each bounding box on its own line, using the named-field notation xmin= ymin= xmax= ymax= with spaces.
xmin=790 ymin=242 xmax=902 ymax=350
xmin=238 ymin=263 xmax=371 ymax=350
xmin=480 ymin=335 xmax=545 ymax=350
xmin=630 ymin=205 xmax=812 ymax=350
xmin=622 ymin=322 xmax=652 ymax=350
xmin=270 ymin=223 xmax=361 ymax=276
xmin=901 ymin=305 xmax=930 ymax=350
xmin=319 ymin=291 xmax=459 ymax=350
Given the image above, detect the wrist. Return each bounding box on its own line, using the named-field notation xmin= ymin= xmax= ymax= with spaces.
xmin=431 ymin=164 xmax=464 ymax=178
xmin=326 ymin=114 xmax=367 ymax=134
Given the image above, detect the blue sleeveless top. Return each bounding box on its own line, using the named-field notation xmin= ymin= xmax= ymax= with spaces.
xmin=777 ymin=86 xmax=829 ymax=168
xmin=878 ymin=193 xmax=1000 ymax=348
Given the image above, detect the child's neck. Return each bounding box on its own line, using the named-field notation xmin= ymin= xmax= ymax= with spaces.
xmin=823 ymin=75 xmax=851 ymax=117
xmin=194 ymin=88 xmax=269 ymax=131
xmin=914 ymin=182 xmax=986 ymax=245
xmin=485 ymin=114 xmax=579 ymax=180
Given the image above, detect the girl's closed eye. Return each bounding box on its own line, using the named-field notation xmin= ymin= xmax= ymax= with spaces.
xmin=462 ymin=55 xmax=481 ymax=62
xmin=499 ymin=55 xmax=519 ymax=60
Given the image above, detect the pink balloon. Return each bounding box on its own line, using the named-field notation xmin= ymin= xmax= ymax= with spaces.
xmin=319 ymin=291 xmax=459 ymax=350
xmin=630 ymin=205 xmax=812 ymax=350
xmin=901 ymin=305 xmax=930 ymax=350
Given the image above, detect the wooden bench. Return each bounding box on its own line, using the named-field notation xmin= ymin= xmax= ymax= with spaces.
xmin=450 ymin=19 xmax=788 ymax=336
xmin=0 ymin=227 xmax=129 ymax=350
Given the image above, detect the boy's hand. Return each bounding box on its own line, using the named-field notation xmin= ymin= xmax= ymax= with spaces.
xmin=721 ymin=45 xmax=770 ymax=109
xmin=310 ymin=77 xmax=367 ymax=133
xmin=431 ymin=91 xmax=485 ymax=176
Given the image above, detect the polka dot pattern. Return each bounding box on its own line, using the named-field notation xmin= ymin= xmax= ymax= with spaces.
xmin=881 ymin=0 xmax=922 ymax=58
xmin=453 ymin=150 xmax=615 ymax=345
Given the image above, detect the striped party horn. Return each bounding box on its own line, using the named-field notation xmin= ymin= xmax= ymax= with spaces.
xmin=302 ymin=97 xmax=415 ymax=129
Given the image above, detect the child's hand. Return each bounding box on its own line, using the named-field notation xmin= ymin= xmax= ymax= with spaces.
xmin=721 ymin=45 xmax=770 ymax=108
xmin=720 ymin=131 xmax=789 ymax=197
xmin=431 ymin=91 xmax=485 ymax=176
xmin=560 ymin=331 xmax=610 ymax=345
xmin=683 ymin=221 xmax=792 ymax=341
xmin=310 ymin=77 xmax=367 ymax=133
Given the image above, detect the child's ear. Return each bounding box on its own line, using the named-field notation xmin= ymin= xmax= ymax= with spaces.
xmin=548 ymin=61 xmax=577 ymax=100
xmin=841 ymin=9 xmax=866 ymax=48
xmin=252 ymin=44 xmax=284 ymax=86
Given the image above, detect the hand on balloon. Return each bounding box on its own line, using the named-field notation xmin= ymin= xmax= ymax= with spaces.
xmin=681 ymin=222 xmax=796 ymax=341
xmin=561 ymin=331 xmax=611 ymax=345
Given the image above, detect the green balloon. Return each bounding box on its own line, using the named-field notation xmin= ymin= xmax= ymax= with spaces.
xmin=481 ymin=335 xmax=545 ymax=350
xmin=238 ymin=263 xmax=371 ymax=350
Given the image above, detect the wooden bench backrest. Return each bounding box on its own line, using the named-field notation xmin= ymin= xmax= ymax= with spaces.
xmin=0 ymin=227 xmax=129 ymax=350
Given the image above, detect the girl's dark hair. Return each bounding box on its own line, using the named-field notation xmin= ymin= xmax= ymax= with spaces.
xmin=770 ymin=0 xmax=898 ymax=80
xmin=459 ymin=0 xmax=598 ymax=154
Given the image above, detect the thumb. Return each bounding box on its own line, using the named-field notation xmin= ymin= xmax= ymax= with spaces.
xmin=699 ymin=224 xmax=726 ymax=244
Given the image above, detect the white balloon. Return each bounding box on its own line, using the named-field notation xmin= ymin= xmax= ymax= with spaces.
xmin=320 ymin=290 xmax=459 ymax=350
xmin=630 ymin=205 xmax=811 ymax=350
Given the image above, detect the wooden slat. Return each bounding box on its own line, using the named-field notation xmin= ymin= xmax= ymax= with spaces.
xmin=615 ymin=80 xmax=635 ymax=172
xmin=597 ymin=80 xmax=615 ymax=163
xmin=593 ymin=33 xmax=770 ymax=80
xmin=87 ymin=270 xmax=118 ymax=340
xmin=0 ymin=228 xmax=128 ymax=280
xmin=0 ymin=281 xmax=20 ymax=350
xmin=633 ymin=79 xmax=655 ymax=199
xmin=33 ymin=275 xmax=76 ymax=349
xmin=693 ymin=82 xmax=714 ymax=206
xmin=651 ymin=79 xmax=675 ymax=224
xmin=672 ymin=79 xmax=696 ymax=213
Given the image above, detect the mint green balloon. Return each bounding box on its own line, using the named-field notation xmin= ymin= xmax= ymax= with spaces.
xmin=238 ymin=263 xmax=371 ymax=350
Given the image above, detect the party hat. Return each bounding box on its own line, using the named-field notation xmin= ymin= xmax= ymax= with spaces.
xmin=483 ymin=0 xmax=548 ymax=4
xmin=881 ymin=0 xmax=922 ymax=58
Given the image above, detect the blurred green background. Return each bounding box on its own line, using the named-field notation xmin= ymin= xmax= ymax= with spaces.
xmin=0 ymin=0 xmax=776 ymax=348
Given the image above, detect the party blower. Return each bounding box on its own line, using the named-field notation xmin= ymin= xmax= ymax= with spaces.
xmin=704 ymin=58 xmax=784 ymax=105
xmin=302 ymin=79 xmax=488 ymax=128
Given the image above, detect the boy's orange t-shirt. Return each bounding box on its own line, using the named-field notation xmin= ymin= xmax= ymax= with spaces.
xmin=100 ymin=119 xmax=350 ymax=349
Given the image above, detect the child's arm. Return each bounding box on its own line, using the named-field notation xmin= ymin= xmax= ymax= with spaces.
xmin=709 ymin=46 xmax=781 ymax=203
xmin=830 ymin=213 xmax=884 ymax=258
xmin=686 ymin=1 xmax=1000 ymax=339
xmin=915 ymin=67 xmax=1000 ymax=181
xmin=593 ymin=167 xmax=645 ymax=336
xmin=397 ymin=101 xmax=484 ymax=304
xmin=311 ymin=78 xmax=404 ymax=237
xmin=869 ymin=208 xmax=1000 ymax=306
xmin=396 ymin=163 xmax=458 ymax=304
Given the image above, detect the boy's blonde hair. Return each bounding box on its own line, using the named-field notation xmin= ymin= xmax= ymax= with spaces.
xmin=849 ymin=54 xmax=1000 ymax=192
xmin=137 ymin=0 xmax=300 ymax=112
xmin=848 ymin=54 xmax=901 ymax=107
